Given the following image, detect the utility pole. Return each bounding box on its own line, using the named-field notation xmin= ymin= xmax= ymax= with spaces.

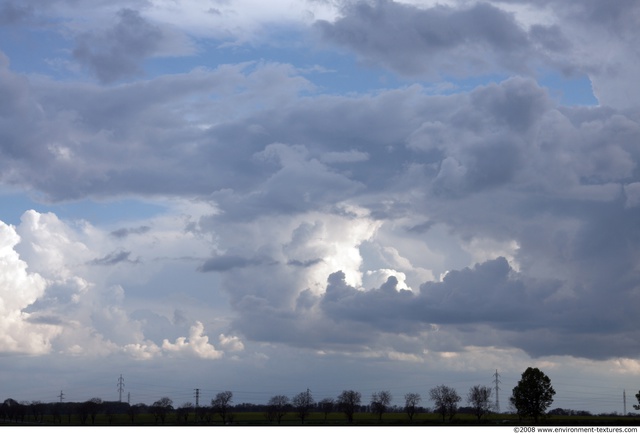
xmin=624 ymin=389 xmax=627 ymax=416
xmin=494 ymin=369 xmax=501 ymax=414
xmin=58 ymin=390 xmax=65 ymax=403
xmin=195 ymin=388 xmax=200 ymax=408
xmin=117 ymin=374 xmax=125 ymax=403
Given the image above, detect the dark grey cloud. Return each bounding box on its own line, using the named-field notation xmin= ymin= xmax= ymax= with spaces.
xmin=287 ymin=258 xmax=324 ymax=268
xmin=315 ymin=1 xmax=640 ymax=109
xmin=25 ymin=314 xmax=65 ymax=326
xmin=73 ymin=9 xmax=165 ymax=83
xmin=0 ymin=1 xmax=33 ymax=25
xmin=528 ymin=24 xmax=570 ymax=54
xmin=316 ymin=1 xmax=538 ymax=77
xmin=88 ymin=250 xmax=138 ymax=266
xmin=405 ymin=221 xmax=435 ymax=234
xmin=503 ymin=0 xmax=640 ymax=108
xmin=5 ymin=62 xmax=313 ymax=202
xmin=199 ymin=254 xmax=269 ymax=272
xmin=320 ymin=258 xmax=539 ymax=331
xmin=110 ymin=225 xmax=151 ymax=238
xmin=316 ymin=254 xmax=640 ymax=360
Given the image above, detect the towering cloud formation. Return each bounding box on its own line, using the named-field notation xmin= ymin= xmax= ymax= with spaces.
xmin=0 ymin=220 xmax=57 ymax=354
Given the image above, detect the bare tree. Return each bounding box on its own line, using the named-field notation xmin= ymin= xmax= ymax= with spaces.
xmin=77 ymin=401 xmax=90 ymax=425
xmin=127 ymin=403 xmax=141 ymax=425
xmin=266 ymin=395 xmax=289 ymax=425
xmin=104 ymin=404 xmax=117 ymax=425
xmin=429 ymin=385 xmax=461 ymax=422
xmin=404 ymin=393 xmax=421 ymax=422
xmin=30 ymin=401 xmax=45 ymax=423
xmin=467 ymin=385 xmax=493 ymax=421
xmin=370 ymin=390 xmax=392 ymax=422
xmin=337 ymin=390 xmax=361 ymax=423
xmin=319 ymin=398 xmax=334 ymax=420
xmin=151 ymin=397 xmax=173 ymax=425
xmin=87 ymin=398 xmax=102 ymax=425
xmin=292 ymin=390 xmax=314 ymax=424
xmin=52 ymin=403 xmax=62 ymax=424
xmin=211 ymin=391 xmax=233 ymax=424
xmin=177 ymin=402 xmax=193 ymax=425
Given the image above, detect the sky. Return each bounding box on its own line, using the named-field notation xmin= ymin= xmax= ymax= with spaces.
xmin=0 ymin=0 xmax=639 ymax=415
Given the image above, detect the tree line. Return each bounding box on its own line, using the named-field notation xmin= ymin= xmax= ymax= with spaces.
xmin=0 ymin=367 xmax=559 ymax=425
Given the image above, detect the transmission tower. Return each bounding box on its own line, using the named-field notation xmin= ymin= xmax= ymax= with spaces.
xmin=117 ymin=374 xmax=125 ymax=403
xmin=58 ymin=390 xmax=65 ymax=403
xmin=624 ymin=389 xmax=627 ymax=416
xmin=194 ymin=388 xmax=200 ymax=408
xmin=494 ymin=369 xmax=501 ymax=413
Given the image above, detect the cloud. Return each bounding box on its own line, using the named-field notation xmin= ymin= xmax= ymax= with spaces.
xmin=0 ymin=1 xmax=33 ymax=25
xmin=162 ymin=321 xmax=224 ymax=359
xmin=320 ymin=150 xmax=370 ymax=164
xmin=316 ymin=1 xmax=534 ymax=77
xmin=0 ymin=209 xmax=229 ymax=360
xmin=313 ymin=253 xmax=640 ymax=360
xmin=1 ymin=1 xmax=640 ymax=372
xmin=0 ymin=220 xmax=59 ymax=354
xmin=88 ymin=250 xmax=139 ymax=266
xmin=316 ymin=0 xmax=640 ymax=110
xmin=72 ymin=8 xmax=190 ymax=83
xmin=199 ymin=254 xmax=266 ymax=272
xmin=218 ymin=333 xmax=245 ymax=352
xmin=0 ymin=61 xmax=316 ymax=202
xmin=624 ymin=182 xmax=640 ymax=208
xmin=110 ymin=225 xmax=151 ymax=238
xmin=287 ymin=258 xmax=324 ymax=268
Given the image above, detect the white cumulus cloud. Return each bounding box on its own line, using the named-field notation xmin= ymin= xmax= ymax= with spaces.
xmin=0 ymin=220 xmax=59 ymax=354
xmin=162 ymin=321 xmax=224 ymax=359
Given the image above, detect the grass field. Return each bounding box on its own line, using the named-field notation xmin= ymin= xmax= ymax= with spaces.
xmin=3 ymin=410 xmax=640 ymax=426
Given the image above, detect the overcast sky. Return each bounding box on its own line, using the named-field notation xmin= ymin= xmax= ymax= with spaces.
xmin=1 ymin=0 xmax=639 ymax=414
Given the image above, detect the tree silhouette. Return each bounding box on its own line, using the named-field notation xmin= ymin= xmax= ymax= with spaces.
xmin=319 ymin=398 xmax=334 ymax=420
xmin=177 ymin=402 xmax=193 ymax=424
xmin=77 ymin=401 xmax=90 ymax=425
xmin=430 ymin=385 xmax=461 ymax=422
xmin=337 ymin=390 xmax=361 ymax=423
xmin=370 ymin=390 xmax=392 ymax=421
xmin=266 ymin=395 xmax=289 ymax=424
xmin=86 ymin=398 xmax=102 ymax=424
xmin=151 ymin=397 xmax=173 ymax=424
xmin=292 ymin=390 xmax=314 ymax=424
xmin=30 ymin=401 xmax=45 ymax=423
xmin=467 ymin=385 xmax=492 ymax=421
xmin=127 ymin=403 xmax=141 ymax=425
xmin=211 ymin=391 xmax=233 ymax=424
xmin=510 ymin=367 xmax=555 ymax=423
xmin=404 ymin=393 xmax=421 ymax=422
xmin=1 ymin=399 xmax=24 ymax=423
